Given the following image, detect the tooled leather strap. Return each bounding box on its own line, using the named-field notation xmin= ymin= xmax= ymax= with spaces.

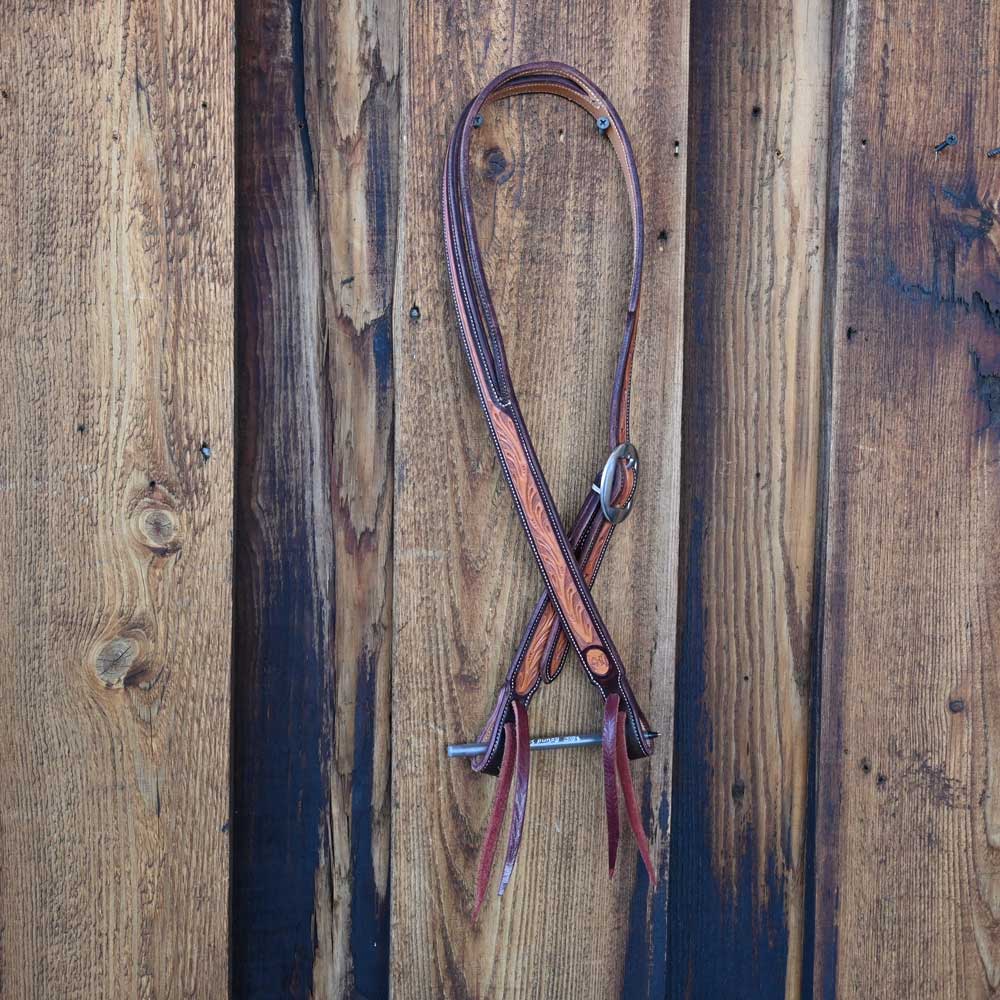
xmin=442 ymin=62 xmax=657 ymax=909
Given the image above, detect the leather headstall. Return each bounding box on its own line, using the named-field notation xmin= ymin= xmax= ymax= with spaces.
xmin=441 ymin=61 xmax=658 ymax=917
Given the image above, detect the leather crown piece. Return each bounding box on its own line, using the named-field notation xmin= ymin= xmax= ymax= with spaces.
xmin=442 ymin=61 xmax=657 ymax=917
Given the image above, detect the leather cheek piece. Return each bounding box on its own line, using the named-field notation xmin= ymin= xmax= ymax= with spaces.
xmin=442 ymin=60 xmax=660 ymax=911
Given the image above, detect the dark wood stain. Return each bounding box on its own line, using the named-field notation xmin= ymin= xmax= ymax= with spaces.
xmin=233 ymin=3 xmax=327 ymax=993
xmin=232 ymin=0 xmax=397 ymax=995
xmin=667 ymin=0 xmax=830 ymax=995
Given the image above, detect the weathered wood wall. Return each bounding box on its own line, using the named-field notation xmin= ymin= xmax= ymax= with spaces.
xmin=3 ymin=0 xmax=1000 ymax=996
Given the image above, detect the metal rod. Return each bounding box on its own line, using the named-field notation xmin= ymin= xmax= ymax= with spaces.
xmin=446 ymin=730 xmax=659 ymax=758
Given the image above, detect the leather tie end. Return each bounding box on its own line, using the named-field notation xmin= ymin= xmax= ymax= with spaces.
xmin=472 ymin=720 xmax=517 ymax=920
xmin=603 ymin=694 xmax=621 ymax=879
xmin=615 ymin=707 xmax=657 ymax=887
xmin=496 ymin=701 xmax=531 ymax=898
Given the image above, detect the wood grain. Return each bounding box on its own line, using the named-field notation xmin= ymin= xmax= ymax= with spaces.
xmin=667 ymin=0 xmax=831 ymax=996
xmin=391 ymin=3 xmax=688 ymax=996
xmin=233 ymin=0 xmax=398 ymax=995
xmin=0 ymin=2 xmax=233 ymax=997
xmin=813 ymin=0 xmax=1000 ymax=996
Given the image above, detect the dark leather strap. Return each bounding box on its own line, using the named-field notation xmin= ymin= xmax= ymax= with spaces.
xmin=442 ymin=62 xmax=657 ymax=912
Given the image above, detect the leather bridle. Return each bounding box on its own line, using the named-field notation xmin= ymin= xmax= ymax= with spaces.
xmin=442 ymin=62 xmax=657 ymax=915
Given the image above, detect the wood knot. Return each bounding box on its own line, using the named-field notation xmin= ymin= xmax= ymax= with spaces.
xmin=128 ymin=484 xmax=182 ymax=557
xmin=93 ymin=637 xmax=141 ymax=688
xmin=140 ymin=509 xmax=178 ymax=550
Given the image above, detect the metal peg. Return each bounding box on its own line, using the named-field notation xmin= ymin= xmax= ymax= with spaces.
xmin=447 ymin=730 xmax=659 ymax=758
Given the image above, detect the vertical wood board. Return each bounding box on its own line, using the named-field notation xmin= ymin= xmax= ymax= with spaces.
xmin=668 ymin=0 xmax=832 ymax=996
xmin=392 ymin=1 xmax=688 ymax=996
xmin=814 ymin=1 xmax=1000 ymax=995
xmin=0 ymin=2 xmax=234 ymax=996
xmin=233 ymin=0 xmax=398 ymax=995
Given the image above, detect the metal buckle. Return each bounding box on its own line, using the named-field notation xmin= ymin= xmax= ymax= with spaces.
xmin=592 ymin=441 xmax=638 ymax=524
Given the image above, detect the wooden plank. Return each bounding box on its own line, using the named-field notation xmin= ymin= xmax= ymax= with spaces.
xmin=0 ymin=2 xmax=233 ymax=997
xmin=233 ymin=0 xmax=398 ymax=995
xmin=813 ymin=0 xmax=1000 ymax=995
xmin=666 ymin=1 xmax=832 ymax=996
xmin=391 ymin=5 xmax=687 ymax=996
